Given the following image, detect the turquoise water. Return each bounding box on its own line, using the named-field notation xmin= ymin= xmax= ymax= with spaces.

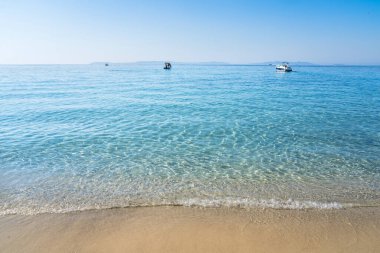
xmin=0 ymin=64 xmax=379 ymax=214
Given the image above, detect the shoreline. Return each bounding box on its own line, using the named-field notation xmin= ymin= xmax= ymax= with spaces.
xmin=1 ymin=206 xmax=380 ymax=253
xmin=0 ymin=198 xmax=354 ymax=216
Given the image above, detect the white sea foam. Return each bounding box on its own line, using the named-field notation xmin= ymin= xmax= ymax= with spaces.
xmin=176 ymin=197 xmax=346 ymax=209
xmin=0 ymin=198 xmax=350 ymax=216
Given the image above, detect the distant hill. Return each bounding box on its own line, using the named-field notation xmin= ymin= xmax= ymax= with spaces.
xmin=90 ymin=61 xmax=229 ymax=66
xmin=91 ymin=61 xmax=317 ymax=66
xmin=90 ymin=61 xmax=161 ymax=65
xmin=253 ymin=61 xmax=316 ymax=66
xmin=175 ymin=61 xmax=229 ymax=65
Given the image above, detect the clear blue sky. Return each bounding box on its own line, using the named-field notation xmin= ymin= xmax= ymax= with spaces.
xmin=1 ymin=0 xmax=379 ymax=64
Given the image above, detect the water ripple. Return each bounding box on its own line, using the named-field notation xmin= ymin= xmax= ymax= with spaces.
xmin=0 ymin=64 xmax=380 ymax=214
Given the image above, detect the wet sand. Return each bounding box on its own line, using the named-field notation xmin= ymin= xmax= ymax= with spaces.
xmin=1 ymin=206 xmax=380 ymax=253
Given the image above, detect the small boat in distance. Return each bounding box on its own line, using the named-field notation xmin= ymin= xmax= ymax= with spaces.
xmin=105 ymin=63 xmax=109 ymax=67
xmin=276 ymin=62 xmax=292 ymax=72
xmin=164 ymin=62 xmax=172 ymax=70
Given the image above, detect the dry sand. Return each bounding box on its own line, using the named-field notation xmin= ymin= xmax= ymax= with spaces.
xmin=1 ymin=206 xmax=380 ymax=253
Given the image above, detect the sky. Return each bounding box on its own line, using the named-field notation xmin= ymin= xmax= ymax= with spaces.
xmin=1 ymin=0 xmax=380 ymax=65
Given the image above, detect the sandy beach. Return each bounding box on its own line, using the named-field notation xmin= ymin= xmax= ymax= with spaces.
xmin=1 ymin=206 xmax=380 ymax=253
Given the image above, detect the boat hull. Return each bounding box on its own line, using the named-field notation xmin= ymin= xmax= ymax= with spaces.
xmin=276 ymin=66 xmax=292 ymax=72
xmin=276 ymin=69 xmax=292 ymax=72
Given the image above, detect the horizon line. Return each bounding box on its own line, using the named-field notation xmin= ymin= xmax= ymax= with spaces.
xmin=1 ymin=61 xmax=380 ymax=66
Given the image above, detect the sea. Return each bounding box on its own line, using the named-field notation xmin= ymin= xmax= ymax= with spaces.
xmin=0 ymin=63 xmax=379 ymax=215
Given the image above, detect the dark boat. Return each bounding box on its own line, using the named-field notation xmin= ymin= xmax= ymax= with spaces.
xmin=164 ymin=62 xmax=172 ymax=70
xmin=105 ymin=63 xmax=109 ymax=67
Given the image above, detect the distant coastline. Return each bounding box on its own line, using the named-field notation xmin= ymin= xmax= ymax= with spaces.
xmin=89 ymin=61 xmax=380 ymax=67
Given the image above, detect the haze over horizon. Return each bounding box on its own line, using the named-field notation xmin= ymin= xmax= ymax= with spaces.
xmin=1 ymin=0 xmax=380 ymax=65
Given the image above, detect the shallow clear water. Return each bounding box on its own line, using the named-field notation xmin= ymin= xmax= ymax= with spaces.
xmin=0 ymin=64 xmax=379 ymax=214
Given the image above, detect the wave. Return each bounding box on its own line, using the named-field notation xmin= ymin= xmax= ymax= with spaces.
xmin=176 ymin=197 xmax=347 ymax=209
xmin=0 ymin=197 xmax=351 ymax=216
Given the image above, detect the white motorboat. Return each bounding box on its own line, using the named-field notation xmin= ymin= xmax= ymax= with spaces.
xmin=276 ymin=62 xmax=292 ymax=72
